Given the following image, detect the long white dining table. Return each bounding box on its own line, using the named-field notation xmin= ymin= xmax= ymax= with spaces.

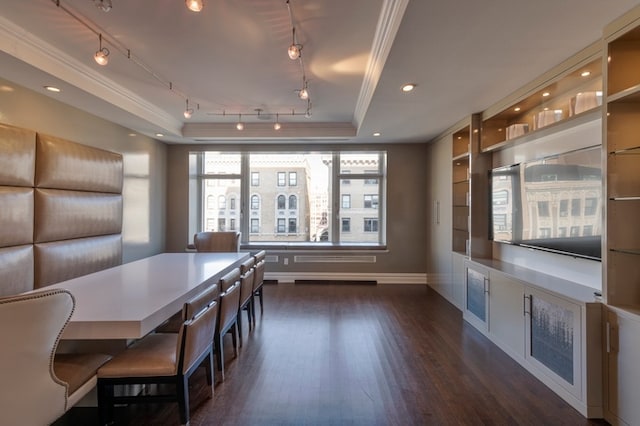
xmin=48 ymin=252 xmax=250 ymax=340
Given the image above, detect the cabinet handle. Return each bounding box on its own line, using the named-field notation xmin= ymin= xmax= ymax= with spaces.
xmin=483 ymin=277 xmax=489 ymax=294
xmin=523 ymin=295 xmax=531 ymax=316
xmin=606 ymin=322 xmax=611 ymax=353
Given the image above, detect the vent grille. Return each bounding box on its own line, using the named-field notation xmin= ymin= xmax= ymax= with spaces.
xmin=293 ymin=255 xmax=376 ymax=264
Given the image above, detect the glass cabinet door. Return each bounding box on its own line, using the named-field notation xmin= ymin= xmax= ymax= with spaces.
xmin=464 ymin=264 xmax=489 ymax=332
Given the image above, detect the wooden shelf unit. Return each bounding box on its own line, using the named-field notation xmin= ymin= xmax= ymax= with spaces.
xmin=452 ymin=125 xmax=470 ymax=255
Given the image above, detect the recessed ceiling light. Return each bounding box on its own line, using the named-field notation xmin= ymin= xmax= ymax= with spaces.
xmin=401 ymin=83 xmax=416 ymax=92
xmin=0 ymin=85 xmax=15 ymax=92
xmin=514 ymin=107 xmax=521 ymax=112
xmin=581 ymin=71 xmax=591 ymax=77
xmin=542 ymin=92 xmax=550 ymax=97
xmin=44 ymin=86 xmax=61 ymax=93
xmin=373 ymin=132 xmax=381 ymax=137
xmin=128 ymin=133 xmax=137 ymax=137
xmin=155 ymin=133 xmax=164 ymax=137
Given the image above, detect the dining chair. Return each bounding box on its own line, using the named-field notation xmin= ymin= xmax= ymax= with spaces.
xmin=96 ymin=286 xmax=219 ymax=426
xmin=252 ymin=250 xmax=267 ymax=322
xmin=0 ymin=288 xmax=111 ymax=426
xmin=237 ymin=256 xmax=255 ymax=347
xmin=154 ymin=284 xmax=220 ymax=334
xmin=193 ymin=231 xmax=240 ymax=252
xmin=215 ymin=267 xmax=241 ymax=381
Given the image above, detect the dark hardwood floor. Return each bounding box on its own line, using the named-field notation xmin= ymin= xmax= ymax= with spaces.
xmin=60 ymin=283 xmax=608 ymax=425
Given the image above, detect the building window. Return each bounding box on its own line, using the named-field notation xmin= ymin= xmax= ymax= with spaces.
xmin=364 ymin=194 xmax=379 ymax=209
xmin=289 ymin=172 xmax=297 ymax=186
xmin=250 ymin=218 xmax=259 ymax=233
xmin=558 ymin=227 xmax=567 ymax=237
xmin=206 ymin=218 xmax=215 ymax=231
xmin=229 ymin=197 xmax=236 ymax=211
xmin=537 ymin=201 xmax=550 ymax=217
xmin=277 ymin=218 xmax=286 ymax=233
xmin=584 ymin=197 xmax=598 ymax=216
xmin=218 ymin=218 xmax=226 ymax=231
xmin=251 ymin=195 xmax=259 ymax=210
xmin=571 ymin=199 xmax=581 ymax=216
xmin=364 ymin=218 xmax=378 ymax=232
xmin=559 ymin=200 xmax=569 ymax=217
xmin=539 ymin=227 xmax=551 ymax=238
xmin=364 ymin=170 xmax=378 ymax=184
xmin=218 ymin=195 xmax=226 ymax=210
xmin=230 ymin=218 xmax=236 ymax=230
xmin=342 ymin=194 xmax=351 ymax=209
xmin=342 ymin=218 xmax=351 ymax=232
xmin=277 ymin=194 xmax=286 ymax=210
xmin=289 ymin=195 xmax=297 ymax=210
xmin=583 ymin=225 xmax=593 ymax=236
xmin=277 ymin=172 xmax=286 ymax=186
xmin=251 ymin=172 xmax=260 ymax=186
xmin=288 ymin=218 xmax=297 ymax=233
xmin=206 ymin=195 xmax=215 ymax=210
xmin=570 ymin=226 xmax=580 ymax=237
xmin=493 ymin=190 xmax=508 ymax=206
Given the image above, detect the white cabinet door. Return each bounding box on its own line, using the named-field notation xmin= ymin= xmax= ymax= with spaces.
xmin=525 ymin=287 xmax=582 ymax=399
xmin=488 ymin=271 xmax=525 ymax=358
xmin=605 ymin=309 xmax=640 ymax=426
xmin=463 ymin=261 xmax=489 ymax=332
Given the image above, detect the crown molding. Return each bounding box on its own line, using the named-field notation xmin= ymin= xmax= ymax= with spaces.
xmin=0 ymin=15 xmax=182 ymax=136
xmin=352 ymin=0 xmax=409 ymax=132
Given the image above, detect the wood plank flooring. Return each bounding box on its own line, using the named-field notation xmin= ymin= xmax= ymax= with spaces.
xmin=59 ymin=284 xmax=608 ymax=425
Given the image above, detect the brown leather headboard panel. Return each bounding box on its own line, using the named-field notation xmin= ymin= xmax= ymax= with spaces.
xmin=36 ymin=133 xmax=123 ymax=193
xmin=0 ymin=187 xmax=34 ymax=247
xmin=34 ymin=189 xmax=122 ymax=243
xmin=0 ymin=122 xmax=123 ymax=295
xmin=0 ymin=124 xmax=36 ymax=187
xmin=34 ymin=235 xmax=123 ymax=288
xmin=0 ymin=246 xmax=34 ymax=297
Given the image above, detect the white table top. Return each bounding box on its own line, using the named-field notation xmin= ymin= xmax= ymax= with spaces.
xmin=49 ymin=252 xmax=250 ymax=340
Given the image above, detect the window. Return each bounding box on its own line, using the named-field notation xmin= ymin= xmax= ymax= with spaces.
xmin=537 ymin=201 xmax=550 ymax=217
xmin=493 ymin=190 xmax=508 ymax=205
xmin=559 ymin=200 xmax=569 ymax=217
xmin=364 ymin=218 xmax=378 ymax=232
xmin=584 ymin=197 xmax=598 ymax=216
xmin=539 ymin=227 xmax=551 ymax=238
xmin=218 ymin=218 xmax=226 ymax=231
xmin=570 ymin=226 xmax=580 ymax=237
xmin=558 ymin=227 xmax=567 ymax=237
xmin=218 ymin=195 xmax=226 ymax=210
xmin=583 ymin=225 xmax=593 ymax=236
xmin=364 ymin=194 xmax=379 ymax=209
xmin=190 ymin=151 xmax=386 ymax=245
xmin=571 ymin=199 xmax=581 ymax=217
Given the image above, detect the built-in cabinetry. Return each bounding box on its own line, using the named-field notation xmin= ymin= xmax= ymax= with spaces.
xmin=603 ymin=10 xmax=640 ymax=426
xmin=464 ymin=259 xmax=603 ymax=418
xmin=452 ymin=125 xmax=470 ymax=255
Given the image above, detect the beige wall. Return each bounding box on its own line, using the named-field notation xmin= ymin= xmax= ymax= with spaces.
xmin=166 ymin=143 xmax=429 ymax=275
xmin=0 ymin=77 xmax=167 ymax=263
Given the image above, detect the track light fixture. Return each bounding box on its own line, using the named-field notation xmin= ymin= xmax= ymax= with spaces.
xmin=236 ymin=114 xmax=244 ymax=130
xmin=94 ymin=0 xmax=112 ymax=12
xmin=274 ymin=114 xmax=281 ymax=130
xmin=288 ymin=27 xmax=302 ymax=60
xmin=298 ymin=80 xmax=309 ymax=100
xmin=185 ymin=0 xmax=204 ymax=12
xmin=94 ymin=34 xmax=109 ymax=66
xmin=183 ymin=99 xmax=194 ymax=119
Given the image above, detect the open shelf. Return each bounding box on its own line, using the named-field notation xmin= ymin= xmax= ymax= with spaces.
xmin=482 ymin=58 xmax=602 ymax=152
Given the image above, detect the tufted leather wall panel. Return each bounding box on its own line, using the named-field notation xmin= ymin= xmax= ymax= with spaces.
xmin=0 ymin=122 xmax=123 ymax=295
xmin=36 ymin=133 xmax=123 ymax=193
xmin=34 ymin=235 xmax=123 ymax=288
xmin=0 ymin=246 xmax=34 ymax=297
xmin=0 ymin=124 xmax=36 ymax=187
xmin=34 ymin=189 xmax=122 ymax=243
xmin=0 ymin=187 xmax=34 ymax=247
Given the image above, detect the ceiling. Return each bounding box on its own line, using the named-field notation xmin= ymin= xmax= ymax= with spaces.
xmin=1 ymin=0 xmax=639 ymax=144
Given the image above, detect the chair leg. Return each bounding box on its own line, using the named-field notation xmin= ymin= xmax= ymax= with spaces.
xmin=251 ymin=294 xmax=256 ymax=324
xmin=216 ymin=333 xmax=225 ymax=382
xmin=246 ymin=302 xmax=253 ymax=331
xmin=177 ymin=375 xmax=190 ymax=426
xmin=205 ymin=350 xmax=214 ymax=388
xmin=258 ymin=287 xmax=264 ymax=314
xmin=231 ymin=321 xmax=238 ymax=356
xmin=237 ymin=309 xmax=243 ymax=348
xmin=97 ymin=381 xmax=115 ymax=426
